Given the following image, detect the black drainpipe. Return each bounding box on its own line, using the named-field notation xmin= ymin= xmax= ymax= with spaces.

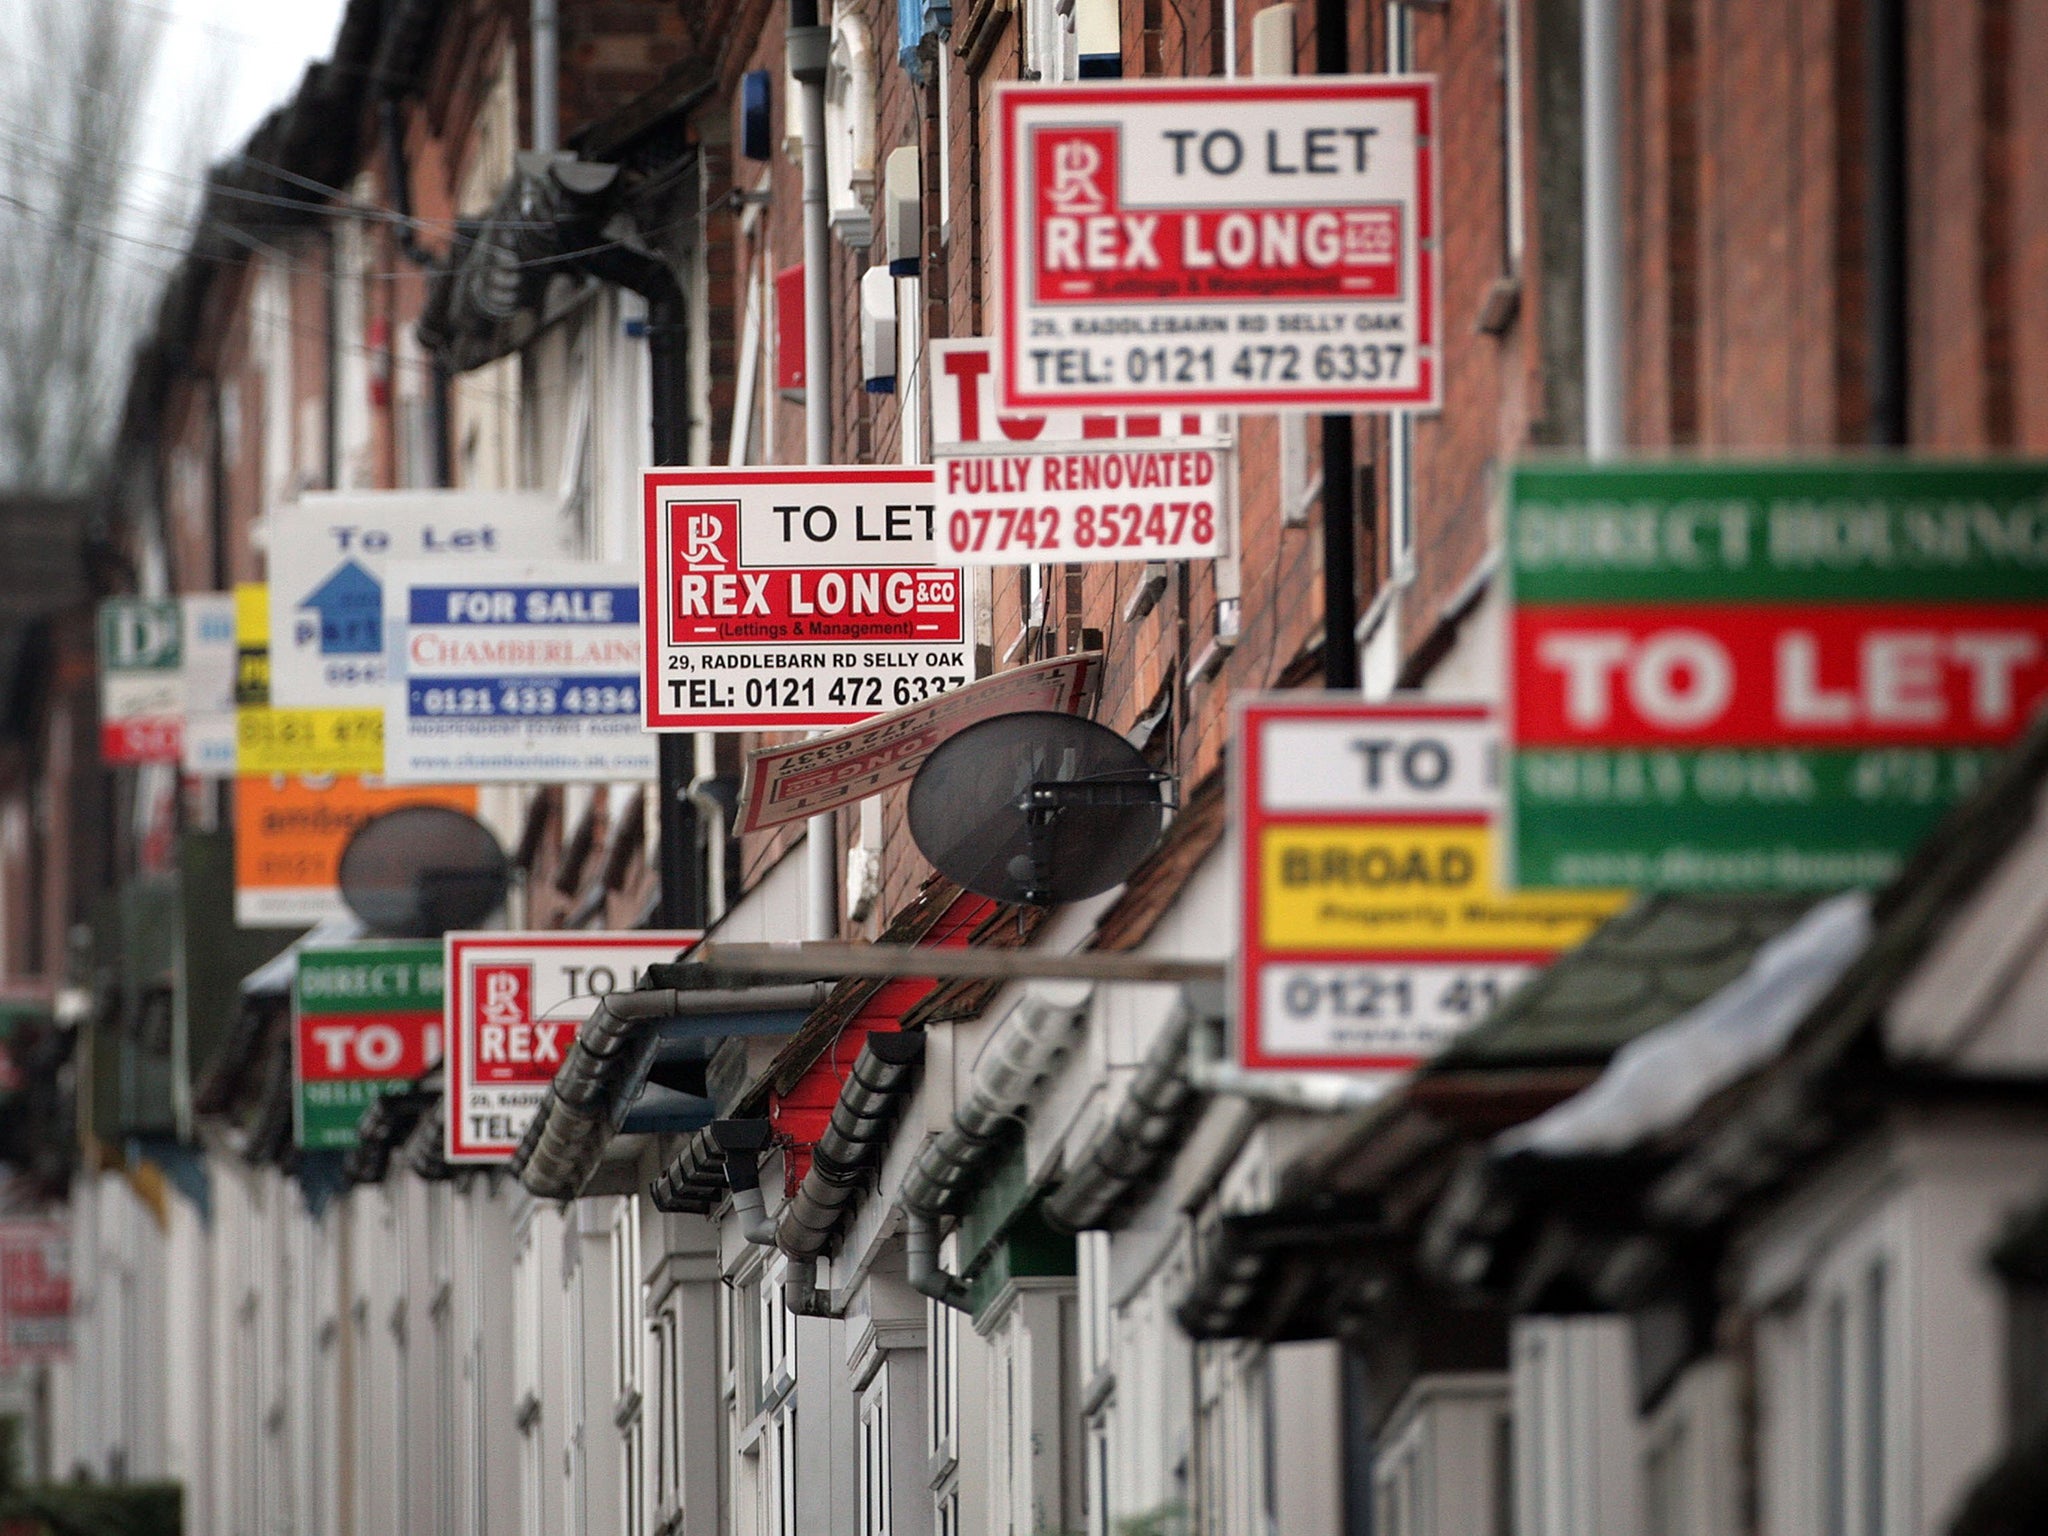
xmin=1316 ymin=0 xmax=1359 ymax=690
xmin=324 ymin=227 xmax=341 ymax=489
xmin=1866 ymin=0 xmax=1907 ymax=447
xmin=555 ymin=204 xmax=708 ymax=930
xmin=381 ymin=97 xmax=454 ymax=486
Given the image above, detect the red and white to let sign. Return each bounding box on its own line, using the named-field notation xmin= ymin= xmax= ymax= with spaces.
xmin=643 ymin=467 xmax=971 ymax=730
xmin=444 ymin=932 xmax=698 ymax=1162
xmin=998 ymin=76 xmax=1438 ymax=413
xmin=931 ymin=338 xmax=1235 ymax=565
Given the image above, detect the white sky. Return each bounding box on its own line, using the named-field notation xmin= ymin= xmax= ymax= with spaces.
xmin=145 ymin=0 xmax=351 ymax=179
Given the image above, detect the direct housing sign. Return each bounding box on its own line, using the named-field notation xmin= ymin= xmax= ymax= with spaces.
xmin=1506 ymin=461 xmax=2048 ymax=890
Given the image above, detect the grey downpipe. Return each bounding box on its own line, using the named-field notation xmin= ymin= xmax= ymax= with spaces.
xmin=686 ymin=733 xmax=729 ymax=925
xmin=728 ymin=1154 xmax=846 ymax=1315
xmin=791 ymin=0 xmax=838 ymax=941
xmin=518 ymin=982 xmax=828 ymax=1199
xmin=1582 ymin=0 xmax=1625 ymax=458
xmin=723 ymin=1151 xmax=781 ymax=1247
xmin=378 ymin=97 xmax=452 ymax=487
xmin=531 ymin=0 xmax=559 ymax=155
xmin=905 ymin=1210 xmax=969 ymax=1309
xmin=783 ymin=1258 xmax=846 ymax=1319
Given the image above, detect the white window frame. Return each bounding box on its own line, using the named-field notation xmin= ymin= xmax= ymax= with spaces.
xmin=861 ymin=1365 xmax=895 ymax=1536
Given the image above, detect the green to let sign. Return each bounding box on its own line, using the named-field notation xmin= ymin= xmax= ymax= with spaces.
xmin=1506 ymin=460 xmax=2048 ymax=890
xmin=292 ymin=942 xmax=444 ymax=1151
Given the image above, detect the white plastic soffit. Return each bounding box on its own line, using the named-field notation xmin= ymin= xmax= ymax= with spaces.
xmin=1495 ymin=890 xmax=1872 ymax=1159
xmin=239 ymin=913 xmax=369 ymax=999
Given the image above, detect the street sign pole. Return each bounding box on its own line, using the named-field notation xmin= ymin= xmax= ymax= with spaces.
xmin=1315 ymin=0 xmax=1359 ymax=692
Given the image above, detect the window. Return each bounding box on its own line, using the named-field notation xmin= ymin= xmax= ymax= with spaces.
xmin=929 ymin=1293 xmax=958 ymax=1467
xmin=825 ymin=16 xmax=879 ymax=245
xmin=861 ymin=1370 xmax=894 ymax=1536
xmin=647 ymin=1282 xmax=695 ymax=1530
xmin=1023 ymin=0 xmax=1080 ymax=83
xmin=734 ymin=1261 xmax=798 ymax=1536
xmin=1820 ymin=1257 xmax=1891 ymax=1536
xmin=1079 ymin=1232 xmax=1117 ymax=1536
xmin=609 ymin=1205 xmax=647 ymax=1534
xmin=1376 ymin=1373 xmax=1514 ymax=1536
xmin=1643 ymin=1414 xmax=1689 ymax=1536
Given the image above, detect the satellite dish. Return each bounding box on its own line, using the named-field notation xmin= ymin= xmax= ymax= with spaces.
xmin=907 ymin=712 xmax=1172 ymax=907
xmin=338 ymin=805 xmax=511 ymax=937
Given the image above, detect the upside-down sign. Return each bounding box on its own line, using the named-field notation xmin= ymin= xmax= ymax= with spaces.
xmin=998 ymin=76 xmax=1439 ymax=413
xmin=931 ymin=337 xmax=1234 ymax=566
xmin=642 ymin=467 xmax=971 ymax=730
xmin=444 ymin=932 xmax=700 ymax=1162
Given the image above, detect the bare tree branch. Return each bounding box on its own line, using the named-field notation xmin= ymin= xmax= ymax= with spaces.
xmin=0 ymin=0 xmax=200 ymax=493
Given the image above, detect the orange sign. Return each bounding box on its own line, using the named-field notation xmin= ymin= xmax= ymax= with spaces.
xmin=235 ymin=775 xmax=478 ymax=928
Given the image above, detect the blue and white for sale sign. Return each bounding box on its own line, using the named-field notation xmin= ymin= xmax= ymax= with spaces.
xmin=383 ymin=560 xmax=657 ymax=784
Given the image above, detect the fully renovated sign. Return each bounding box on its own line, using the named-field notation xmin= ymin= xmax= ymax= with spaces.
xmin=642 ymin=467 xmax=969 ymax=730
xmin=1506 ymin=462 xmax=2048 ymax=889
xmin=267 ymin=490 xmax=563 ymax=710
xmin=1236 ymin=699 xmax=1623 ymax=1075
xmin=930 ymin=337 xmax=1233 ymax=565
xmin=997 ymin=77 xmax=1439 ymax=412
xmin=292 ymin=941 xmax=443 ymax=1150
xmin=384 ymin=560 xmax=656 ymax=783
xmin=444 ymin=932 xmax=699 ymax=1163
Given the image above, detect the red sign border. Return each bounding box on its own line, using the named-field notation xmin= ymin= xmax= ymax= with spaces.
xmin=641 ymin=466 xmax=964 ymax=731
xmin=997 ymin=76 xmax=1440 ymax=414
xmin=444 ymin=931 xmax=701 ymax=1162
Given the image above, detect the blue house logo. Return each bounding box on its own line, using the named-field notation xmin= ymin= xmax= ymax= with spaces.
xmin=297 ymin=560 xmax=383 ymax=655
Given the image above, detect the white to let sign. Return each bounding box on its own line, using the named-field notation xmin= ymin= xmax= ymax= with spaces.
xmin=181 ymin=593 xmax=238 ymax=776
xmin=1235 ymin=698 xmax=1624 ymax=1076
xmin=267 ymin=490 xmax=565 ymax=709
xmin=998 ymin=76 xmax=1439 ymax=413
xmin=930 ymin=338 xmax=1235 ymax=565
xmin=734 ymin=652 xmax=1103 ymax=833
xmin=383 ymin=559 xmax=657 ymax=784
xmin=444 ymin=932 xmax=699 ymax=1162
xmin=642 ymin=467 xmax=971 ymax=730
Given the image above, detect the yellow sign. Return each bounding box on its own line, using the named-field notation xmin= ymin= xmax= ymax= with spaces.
xmin=235 ymin=584 xmax=384 ymax=774
xmin=1260 ymin=823 xmax=1627 ymax=953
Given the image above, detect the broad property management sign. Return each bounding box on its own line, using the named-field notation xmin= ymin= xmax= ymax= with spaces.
xmin=1236 ymin=699 xmax=1621 ymax=1074
xmin=1506 ymin=462 xmax=2048 ymax=890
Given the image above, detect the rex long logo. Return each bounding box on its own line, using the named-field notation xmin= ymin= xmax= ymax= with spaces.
xmin=472 ymin=962 xmax=570 ymax=1084
xmin=1030 ymin=124 xmax=1401 ymax=305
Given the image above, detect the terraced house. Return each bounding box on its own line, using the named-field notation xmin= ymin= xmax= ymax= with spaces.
xmin=7 ymin=0 xmax=2048 ymax=1534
